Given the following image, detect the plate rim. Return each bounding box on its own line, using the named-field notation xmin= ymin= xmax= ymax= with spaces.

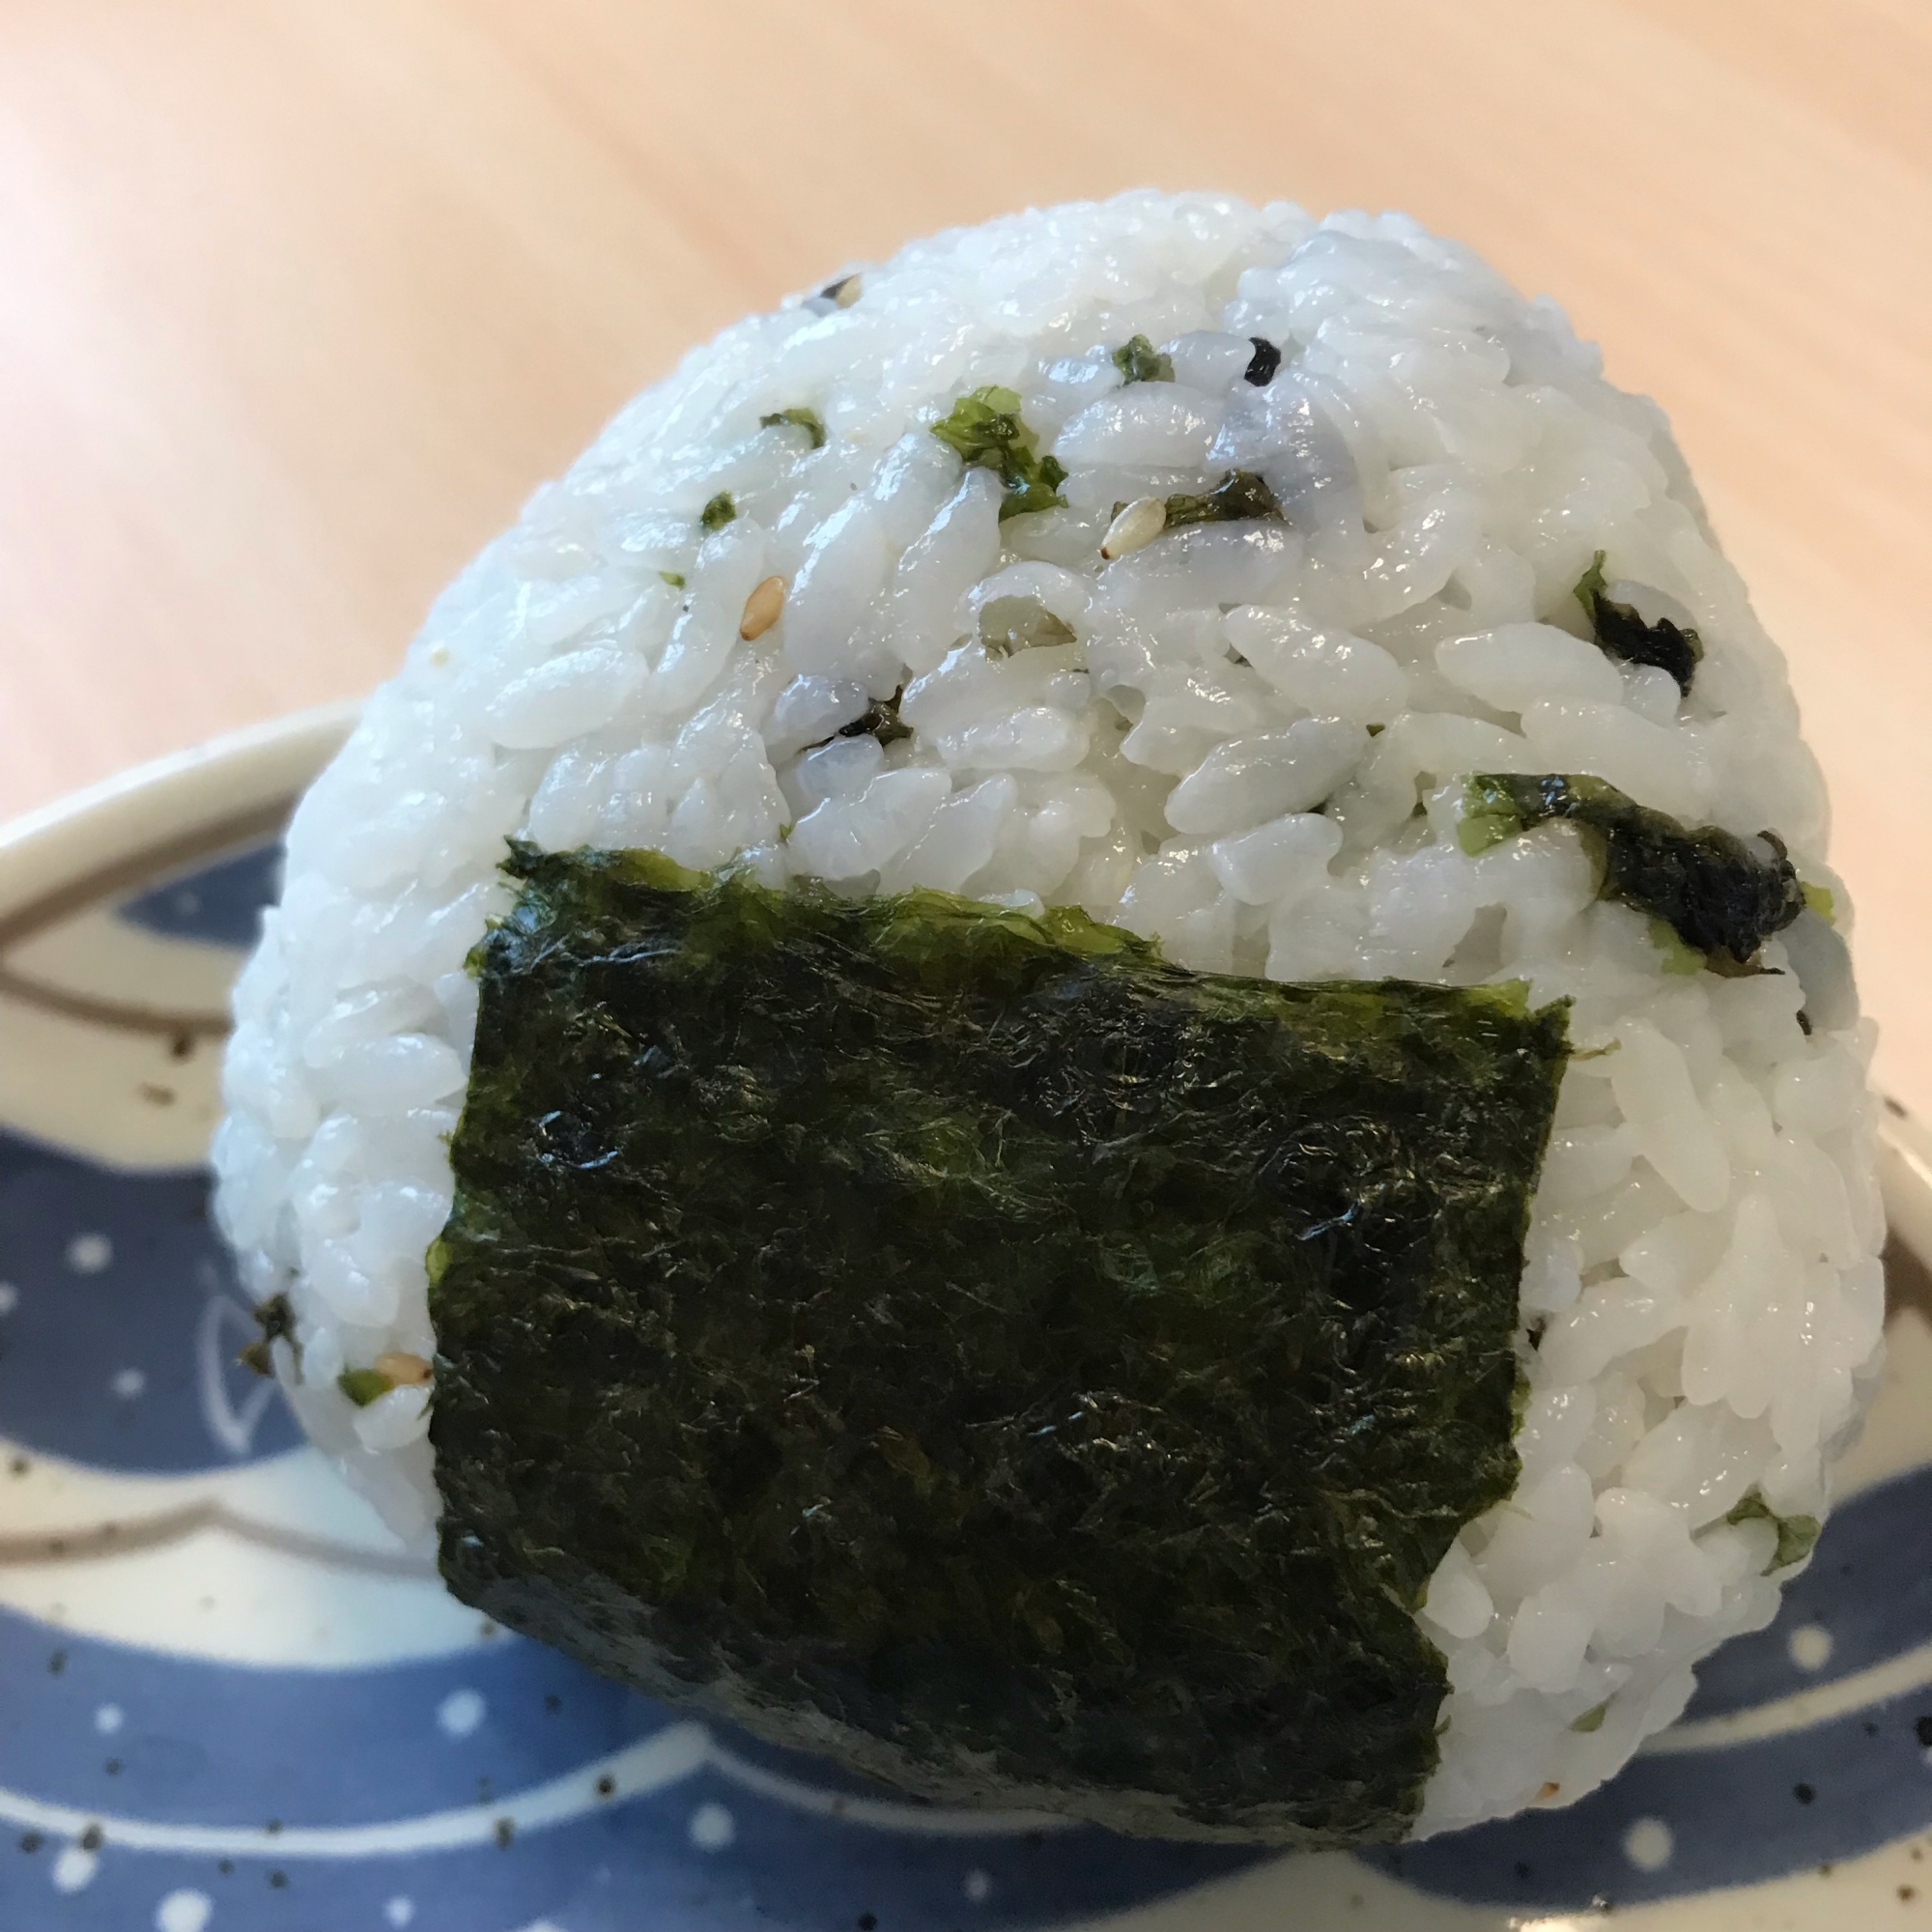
xmin=0 ymin=702 xmax=358 ymax=954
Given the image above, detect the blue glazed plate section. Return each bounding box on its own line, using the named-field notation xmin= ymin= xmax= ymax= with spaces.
xmin=1 ymin=846 xmax=1272 ymax=1930
xmin=2 ymin=836 xmax=1931 ymax=1929
xmin=0 ymin=1606 xmax=1257 ymax=1931
xmin=0 ymin=1105 xmax=1264 ymax=1930
xmin=1366 ymin=1462 xmax=1932 ymax=1910
xmin=118 ymin=847 xmax=282 ymax=952
xmin=0 ymin=1133 xmax=301 ymax=1473
xmin=1680 ymin=1467 xmax=1932 ymax=1719
xmin=1374 ymin=1688 xmax=1932 ymax=1912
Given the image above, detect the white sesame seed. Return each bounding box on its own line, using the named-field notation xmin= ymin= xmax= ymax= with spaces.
xmin=1100 ymin=497 xmax=1167 ymax=560
xmin=373 ymin=1350 xmax=433 ymax=1386
xmin=739 ymin=576 xmax=787 ymax=640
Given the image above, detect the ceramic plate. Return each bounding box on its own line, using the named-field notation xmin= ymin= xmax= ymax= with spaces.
xmin=6 ymin=708 xmax=1932 ymax=1932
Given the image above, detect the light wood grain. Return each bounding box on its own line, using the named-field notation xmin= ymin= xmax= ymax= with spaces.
xmin=1 ymin=0 xmax=1927 ymax=1098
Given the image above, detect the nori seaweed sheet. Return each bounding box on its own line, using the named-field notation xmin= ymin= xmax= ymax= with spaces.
xmin=429 ymin=847 xmax=1571 ymax=1845
xmin=1460 ymin=773 xmax=1806 ymax=970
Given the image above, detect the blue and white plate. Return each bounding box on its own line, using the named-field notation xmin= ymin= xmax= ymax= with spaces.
xmin=6 ymin=708 xmax=1932 ymax=1932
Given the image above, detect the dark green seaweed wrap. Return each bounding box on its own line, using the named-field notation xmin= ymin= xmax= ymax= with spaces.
xmin=429 ymin=846 xmax=1571 ymax=1845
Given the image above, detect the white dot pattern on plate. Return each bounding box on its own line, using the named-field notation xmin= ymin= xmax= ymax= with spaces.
xmin=66 ymin=1233 xmax=113 ymax=1274
xmin=155 ymin=1889 xmax=213 ymax=1932
xmin=53 ymin=1844 xmax=99 ymax=1892
xmin=1623 ymin=1817 xmax=1674 ymax=1872
xmin=1788 ymin=1624 xmax=1834 ymax=1672
xmin=436 ymin=1688 xmax=486 ymax=1738
xmin=689 ymin=1802 xmax=735 ymax=1851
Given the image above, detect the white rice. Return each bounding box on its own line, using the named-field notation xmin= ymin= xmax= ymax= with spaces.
xmin=212 ymin=189 xmax=1885 ymax=1837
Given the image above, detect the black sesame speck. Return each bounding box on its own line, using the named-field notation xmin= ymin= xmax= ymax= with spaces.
xmin=595 ymin=1775 xmax=615 ymax=1798
xmin=495 ymin=1816 xmax=515 ymax=1848
xmin=1902 ymin=1886 xmax=1917 ymax=1902
xmin=544 ymin=1693 xmax=561 ymax=1714
xmin=1916 ymin=1716 xmax=1932 ymax=1747
xmin=8 ymin=1456 xmax=28 ymax=1477
xmin=103 ymin=1759 xmax=122 ymax=1776
xmin=269 ymin=1870 xmax=288 ymax=1889
xmin=218 ymin=1860 xmax=234 ymax=1875
xmin=1515 ymin=1861 xmax=1532 ymax=1881
xmin=1795 ymin=1781 xmax=1817 ymax=1804
xmin=1243 ymin=336 xmax=1282 ymax=386
xmin=47 ymin=1649 xmax=66 ymax=1675
xmin=858 ymin=1917 xmax=878 ymax=1931
xmin=265 ymin=1818 xmax=282 ymax=1834
xmin=18 ymin=1832 xmax=41 ymax=1854
xmin=79 ymin=1824 xmax=103 ymax=1853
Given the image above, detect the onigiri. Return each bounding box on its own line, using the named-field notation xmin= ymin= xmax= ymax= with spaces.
xmin=213 ymin=190 xmax=1883 ymax=1846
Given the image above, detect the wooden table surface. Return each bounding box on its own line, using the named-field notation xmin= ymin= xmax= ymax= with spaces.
xmin=2 ymin=1 xmax=1927 ymax=1099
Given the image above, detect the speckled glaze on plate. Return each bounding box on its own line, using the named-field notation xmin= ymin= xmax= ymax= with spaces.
xmin=5 ymin=708 xmax=1932 ymax=1932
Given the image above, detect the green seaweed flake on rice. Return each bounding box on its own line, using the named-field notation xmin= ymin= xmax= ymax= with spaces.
xmin=1456 ymin=772 xmax=1809 ymax=969
xmin=1161 ymin=468 xmax=1284 ymax=529
xmin=1111 ymin=332 xmax=1176 ymax=384
xmin=213 ymin=191 xmax=1884 ymax=1845
xmin=928 ymin=384 xmax=1069 ymax=519
xmin=758 ymin=406 xmax=828 ymax=448
xmin=1574 ymin=548 xmax=1705 ymax=694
